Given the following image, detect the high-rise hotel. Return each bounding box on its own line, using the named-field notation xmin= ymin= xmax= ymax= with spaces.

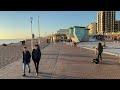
xmin=97 ymin=11 xmax=115 ymax=34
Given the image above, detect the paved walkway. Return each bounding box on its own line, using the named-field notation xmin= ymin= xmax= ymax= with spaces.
xmin=0 ymin=42 xmax=120 ymax=79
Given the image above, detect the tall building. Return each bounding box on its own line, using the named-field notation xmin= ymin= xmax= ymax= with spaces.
xmin=97 ymin=11 xmax=115 ymax=34
xmin=115 ymin=20 xmax=120 ymax=32
xmin=86 ymin=22 xmax=97 ymax=36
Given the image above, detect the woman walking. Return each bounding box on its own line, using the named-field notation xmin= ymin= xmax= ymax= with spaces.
xmin=32 ymin=45 xmax=41 ymax=75
xmin=96 ymin=42 xmax=103 ymax=61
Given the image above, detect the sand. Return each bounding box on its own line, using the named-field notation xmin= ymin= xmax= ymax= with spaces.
xmin=0 ymin=38 xmax=49 ymax=69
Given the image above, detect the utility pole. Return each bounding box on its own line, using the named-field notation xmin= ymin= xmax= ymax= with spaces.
xmin=30 ymin=17 xmax=33 ymax=50
xmin=38 ymin=15 xmax=41 ymax=49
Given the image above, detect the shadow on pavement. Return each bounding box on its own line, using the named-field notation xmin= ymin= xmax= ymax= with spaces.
xmin=25 ymin=72 xmax=80 ymax=79
xmin=57 ymin=58 xmax=92 ymax=63
xmin=42 ymin=53 xmax=93 ymax=58
xmin=99 ymin=61 xmax=120 ymax=66
xmin=52 ymin=75 xmax=80 ymax=79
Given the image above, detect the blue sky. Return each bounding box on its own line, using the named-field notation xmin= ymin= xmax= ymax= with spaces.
xmin=0 ymin=11 xmax=120 ymax=39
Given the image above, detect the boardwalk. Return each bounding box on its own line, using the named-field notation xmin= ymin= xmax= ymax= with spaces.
xmin=0 ymin=42 xmax=120 ymax=79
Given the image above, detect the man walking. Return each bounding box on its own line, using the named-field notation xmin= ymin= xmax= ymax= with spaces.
xmin=22 ymin=47 xmax=31 ymax=76
xmin=32 ymin=45 xmax=41 ymax=75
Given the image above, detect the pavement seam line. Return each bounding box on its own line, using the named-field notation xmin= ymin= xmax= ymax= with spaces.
xmin=51 ymin=43 xmax=61 ymax=79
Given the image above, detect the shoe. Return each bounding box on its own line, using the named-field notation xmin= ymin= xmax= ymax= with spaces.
xmin=23 ymin=74 xmax=26 ymax=77
xmin=36 ymin=73 xmax=38 ymax=75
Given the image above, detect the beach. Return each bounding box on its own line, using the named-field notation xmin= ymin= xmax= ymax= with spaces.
xmin=0 ymin=38 xmax=48 ymax=69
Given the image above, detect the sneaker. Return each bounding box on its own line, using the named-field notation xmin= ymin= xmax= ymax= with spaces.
xmin=36 ymin=73 xmax=38 ymax=75
xmin=23 ymin=74 xmax=26 ymax=77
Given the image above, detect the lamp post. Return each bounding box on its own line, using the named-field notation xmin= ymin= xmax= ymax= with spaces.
xmin=38 ymin=15 xmax=41 ymax=49
xmin=103 ymin=30 xmax=106 ymax=48
xmin=30 ymin=17 xmax=33 ymax=50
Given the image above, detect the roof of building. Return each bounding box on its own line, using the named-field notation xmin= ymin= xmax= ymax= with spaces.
xmin=85 ymin=29 xmax=90 ymax=30
xmin=90 ymin=22 xmax=97 ymax=24
xmin=74 ymin=26 xmax=86 ymax=28
xmin=69 ymin=27 xmax=73 ymax=29
xmin=57 ymin=29 xmax=69 ymax=32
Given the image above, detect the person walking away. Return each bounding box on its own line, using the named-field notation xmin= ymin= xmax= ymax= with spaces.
xmin=22 ymin=47 xmax=31 ymax=77
xmin=96 ymin=42 xmax=103 ymax=61
xmin=47 ymin=38 xmax=49 ymax=43
xmin=32 ymin=45 xmax=41 ymax=75
xmin=36 ymin=42 xmax=40 ymax=50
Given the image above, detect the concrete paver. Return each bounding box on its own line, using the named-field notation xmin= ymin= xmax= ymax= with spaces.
xmin=0 ymin=42 xmax=120 ymax=79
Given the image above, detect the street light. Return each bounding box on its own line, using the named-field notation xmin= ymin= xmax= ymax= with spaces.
xmin=30 ymin=17 xmax=33 ymax=50
xmin=38 ymin=15 xmax=41 ymax=49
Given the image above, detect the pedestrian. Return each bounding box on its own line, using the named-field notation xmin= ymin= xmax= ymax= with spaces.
xmin=70 ymin=39 xmax=73 ymax=47
xmin=36 ymin=42 xmax=40 ymax=50
xmin=32 ymin=45 xmax=41 ymax=75
xmin=22 ymin=47 xmax=31 ymax=76
xmin=96 ymin=42 xmax=103 ymax=61
xmin=47 ymin=38 xmax=49 ymax=43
